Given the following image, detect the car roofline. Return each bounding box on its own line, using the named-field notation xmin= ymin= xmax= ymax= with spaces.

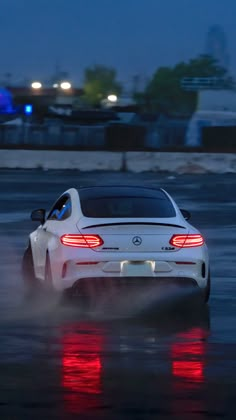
xmin=77 ymin=185 xmax=163 ymax=192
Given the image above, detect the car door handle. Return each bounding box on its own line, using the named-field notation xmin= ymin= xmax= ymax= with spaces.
xmin=43 ymin=227 xmax=47 ymax=232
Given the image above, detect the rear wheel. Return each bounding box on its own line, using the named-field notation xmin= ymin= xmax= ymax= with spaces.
xmin=22 ymin=245 xmax=40 ymax=296
xmin=203 ymin=271 xmax=211 ymax=303
xmin=45 ymin=253 xmax=54 ymax=293
xmin=62 ymin=280 xmax=92 ymax=310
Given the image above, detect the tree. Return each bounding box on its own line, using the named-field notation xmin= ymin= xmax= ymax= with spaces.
xmin=141 ymin=55 xmax=234 ymax=115
xmin=83 ymin=65 xmax=122 ymax=107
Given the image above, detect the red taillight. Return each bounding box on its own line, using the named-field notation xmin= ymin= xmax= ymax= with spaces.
xmin=61 ymin=234 xmax=104 ymax=248
xmin=170 ymin=234 xmax=204 ymax=248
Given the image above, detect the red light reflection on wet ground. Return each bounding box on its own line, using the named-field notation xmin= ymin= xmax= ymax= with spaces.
xmin=61 ymin=324 xmax=104 ymax=415
xmin=171 ymin=327 xmax=208 ymax=418
xmin=172 ymin=360 xmax=204 ymax=382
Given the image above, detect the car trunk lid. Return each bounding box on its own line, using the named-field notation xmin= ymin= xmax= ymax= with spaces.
xmin=76 ymin=219 xmax=188 ymax=252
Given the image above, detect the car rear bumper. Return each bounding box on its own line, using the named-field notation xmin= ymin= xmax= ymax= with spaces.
xmin=52 ymin=259 xmax=208 ymax=291
xmin=64 ymin=276 xmax=200 ymax=297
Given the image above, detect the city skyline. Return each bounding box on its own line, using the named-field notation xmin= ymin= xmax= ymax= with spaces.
xmin=0 ymin=0 xmax=235 ymax=87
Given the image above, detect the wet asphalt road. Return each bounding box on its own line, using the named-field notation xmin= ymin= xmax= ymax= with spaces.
xmin=0 ymin=169 xmax=236 ymax=419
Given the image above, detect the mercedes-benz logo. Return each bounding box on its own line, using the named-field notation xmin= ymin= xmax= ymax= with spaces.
xmin=132 ymin=236 xmax=142 ymax=246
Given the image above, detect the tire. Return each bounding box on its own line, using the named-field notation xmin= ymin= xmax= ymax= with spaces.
xmin=22 ymin=245 xmax=40 ymax=296
xmin=45 ymin=253 xmax=54 ymax=293
xmin=203 ymin=271 xmax=211 ymax=303
xmin=62 ymin=281 xmax=91 ymax=310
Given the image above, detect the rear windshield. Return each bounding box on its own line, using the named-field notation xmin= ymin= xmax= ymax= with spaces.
xmin=79 ymin=187 xmax=176 ymax=218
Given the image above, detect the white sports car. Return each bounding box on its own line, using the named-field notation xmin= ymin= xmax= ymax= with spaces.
xmin=22 ymin=186 xmax=210 ymax=302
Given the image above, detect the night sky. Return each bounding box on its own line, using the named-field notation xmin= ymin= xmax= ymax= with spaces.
xmin=0 ymin=0 xmax=235 ymax=88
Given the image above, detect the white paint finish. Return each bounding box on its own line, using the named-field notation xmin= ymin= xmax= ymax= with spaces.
xmin=27 ymin=186 xmax=209 ymax=292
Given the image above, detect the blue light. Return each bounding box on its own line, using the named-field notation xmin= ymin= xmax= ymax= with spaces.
xmin=24 ymin=104 xmax=33 ymax=115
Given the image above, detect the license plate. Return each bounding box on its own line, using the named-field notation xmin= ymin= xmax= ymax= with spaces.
xmin=121 ymin=261 xmax=154 ymax=277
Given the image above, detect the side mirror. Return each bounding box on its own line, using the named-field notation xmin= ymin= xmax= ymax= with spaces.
xmin=180 ymin=209 xmax=191 ymax=220
xmin=31 ymin=209 xmax=46 ymax=224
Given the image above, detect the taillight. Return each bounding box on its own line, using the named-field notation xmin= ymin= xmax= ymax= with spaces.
xmin=170 ymin=234 xmax=204 ymax=248
xmin=61 ymin=234 xmax=103 ymax=248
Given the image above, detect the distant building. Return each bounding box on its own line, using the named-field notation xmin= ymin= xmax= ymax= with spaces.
xmin=185 ymin=90 xmax=236 ymax=146
xmin=0 ymin=88 xmax=13 ymax=113
xmin=198 ymin=90 xmax=236 ymax=112
xmin=6 ymin=86 xmax=84 ymax=108
xmin=205 ymin=25 xmax=230 ymax=70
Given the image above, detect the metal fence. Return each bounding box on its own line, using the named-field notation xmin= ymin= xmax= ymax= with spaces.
xmin=0 ymin=120 xmax=189 ymax=150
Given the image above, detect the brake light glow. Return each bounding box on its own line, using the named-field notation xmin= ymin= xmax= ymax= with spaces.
xmin=170 ymin=234 xmax=204 ymax=248
xmin=61 ymin=234 xmax=103 ymax=248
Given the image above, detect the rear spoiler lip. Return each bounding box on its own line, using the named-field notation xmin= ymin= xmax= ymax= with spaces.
xmin=81 ymin=222 xmax=186 ymax=229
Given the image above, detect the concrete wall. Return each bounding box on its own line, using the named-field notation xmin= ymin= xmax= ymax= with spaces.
xmin=0 ymin=149 xmax=236 ymax=173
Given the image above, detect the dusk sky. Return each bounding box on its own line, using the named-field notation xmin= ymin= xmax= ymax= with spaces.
xmin=1 ymin=0 xmax=235 ymax=88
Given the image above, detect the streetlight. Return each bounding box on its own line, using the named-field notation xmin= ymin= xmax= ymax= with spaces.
xmin=31 ymin=81 xmax=42 ymax=89
xmin=60 ymin=81 xmax=72 ymax=90
xmin=107 ymin=94 xmax=118 ymax=103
